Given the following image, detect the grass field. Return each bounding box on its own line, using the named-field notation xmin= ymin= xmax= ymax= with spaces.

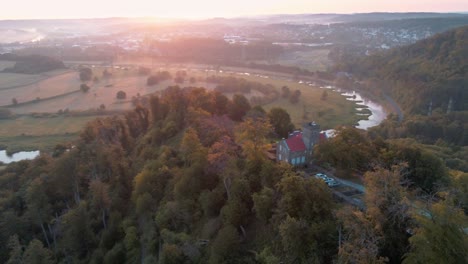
xmin=186 ymin=68 xmax=361 ymax=129
xmin=0 ymin=63 xmax=366 ymax=152
xmin=0 ymin=71 xmax=80 ymax=106
xmin=0 ymin=61 xmax=15 ymax=71
xmin=0 ymin=115 xmax=98 ymax=152
xmin=0 ymin=73 xmax=44 ymax=90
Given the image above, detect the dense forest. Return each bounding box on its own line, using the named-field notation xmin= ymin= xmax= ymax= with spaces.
xmin=0 ymin=85 xmax=466 ymax=264
xmin=332 ymin=26 xmax=468 ymax=161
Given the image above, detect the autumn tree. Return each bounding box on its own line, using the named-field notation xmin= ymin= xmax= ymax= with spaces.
xmin=228 ymin=94 xmax=251 ymax=121
xmin=403 ymin=200 xmax=468 ymax=264
xmin=337 ymin=165 xmax=411 ymax=263
xmin=235 ymin=117 xmax=272 ymax=161
xmin=208 ymin=225 xmax=240 ymax=264
xmin=336 ymin=207 xmax=387 ymax=264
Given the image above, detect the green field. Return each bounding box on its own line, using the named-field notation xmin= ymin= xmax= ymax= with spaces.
xmin=0 ymin=115 xmax=98 ymax=153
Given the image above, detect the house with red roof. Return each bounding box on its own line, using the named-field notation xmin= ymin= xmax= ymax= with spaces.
xmin=276 ymin=122 xmax=324 ymax=166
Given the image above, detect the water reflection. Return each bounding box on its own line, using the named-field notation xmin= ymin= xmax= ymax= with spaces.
xmin=0 ymin=150 xmax=40 ymax=164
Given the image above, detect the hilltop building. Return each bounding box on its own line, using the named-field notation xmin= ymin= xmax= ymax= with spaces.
xmin=276 ymin=122 xmax=324 ymax=166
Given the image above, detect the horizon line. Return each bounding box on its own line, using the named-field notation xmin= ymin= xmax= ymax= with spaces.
xmin=1 ymin=11 xmax=468 ymax=22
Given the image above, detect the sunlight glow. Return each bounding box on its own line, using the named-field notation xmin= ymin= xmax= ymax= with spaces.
xmin=1 ymin=0 xmax=468 ymax=19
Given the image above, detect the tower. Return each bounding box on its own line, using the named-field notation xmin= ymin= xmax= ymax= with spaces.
xmin=302 ymin=121 xmax=321 ymax=150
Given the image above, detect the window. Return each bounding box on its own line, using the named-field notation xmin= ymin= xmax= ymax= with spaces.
xmin=301 ymin=156 xmax=305 ymax=163
xmin=279 ymin=154 xmax=282 ymax=160
xmin=279 ymin=144 xmax=282 ymax=151
xmin=291 ymin=158 xmax=296 ymax=165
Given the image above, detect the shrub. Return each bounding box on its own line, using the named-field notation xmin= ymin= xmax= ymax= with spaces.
xmin=116 ymin=90 xmax=127 ymax=100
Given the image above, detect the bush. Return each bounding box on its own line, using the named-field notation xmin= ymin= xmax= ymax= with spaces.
xmin=0 ymin=108 xmax=13 ymax=119
xmin=138 ymin=66 xmax=151 ymax=75
xmin=80 ymin=84 xmax=90 ymax=93
xmin=116 ymin=90 xmax=127 ymax=100
xmin=79 ymin=67 xmax=93 ymax=82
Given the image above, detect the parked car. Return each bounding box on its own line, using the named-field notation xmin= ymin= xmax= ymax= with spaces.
xmin=315 ymin=173 xmax=339 ymax=187
xmin=315 ymin=173 xmax=328 ymax=179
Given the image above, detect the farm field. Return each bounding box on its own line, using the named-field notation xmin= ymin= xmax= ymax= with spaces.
xmin=0 ymin=71 xmax=79 ymax=106
xmin=0 ymin=73 xmax=45 ymax=90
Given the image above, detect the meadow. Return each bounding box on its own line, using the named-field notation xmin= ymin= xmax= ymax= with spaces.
xmin=0 ymin=115 xmax=98 ymax=153
xmin=0 ymin=63 xmax=364 ymax=152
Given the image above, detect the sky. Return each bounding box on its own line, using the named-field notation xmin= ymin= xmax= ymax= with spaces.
xmin=2 ymin=0 xmax=468 ymax=20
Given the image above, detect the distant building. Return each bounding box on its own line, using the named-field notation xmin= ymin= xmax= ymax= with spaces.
xmin=276 ymin=122 xmax=324 ymax=166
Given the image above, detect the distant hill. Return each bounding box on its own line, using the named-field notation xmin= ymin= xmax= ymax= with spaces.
xmin=341 ymin=26 xmax=468 ymax=114
xmin=1 ymin=54 xmax=66 ymax=74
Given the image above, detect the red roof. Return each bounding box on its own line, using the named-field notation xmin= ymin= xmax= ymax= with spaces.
xmin=286 ymin=133 xmax=306 ymax=152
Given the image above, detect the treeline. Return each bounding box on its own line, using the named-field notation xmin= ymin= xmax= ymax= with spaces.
xmin=152 ymin=38 xmax=283 ymax=63
xmin=336 ymin=26 xmax=468 ymax=115
xmin=206 ymin=76 xmax=279 ymax=105
xmin=1 ymin=54 xmax=66 ymax=74
xmin=0 ymin=87 xmax=466 ymax=264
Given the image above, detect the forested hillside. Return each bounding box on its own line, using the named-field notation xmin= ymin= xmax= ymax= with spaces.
xmin=0 ymin=86 xmax=466 ymax=263
xmin=339 ymin=26 xmax=468 ymax=115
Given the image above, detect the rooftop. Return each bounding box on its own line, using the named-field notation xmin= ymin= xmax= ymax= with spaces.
xmin=285 ymin=133 xmax=306 ymax=152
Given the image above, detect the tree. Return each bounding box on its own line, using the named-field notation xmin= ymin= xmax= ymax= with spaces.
xmin=213 ymin=91 xmax=229 ymax=116
xmin=252 ymin=187 xmax=274 ymax=223
xmin=180 ymin=127 xmax=207 ymax=167
xmin=321 ymin=90 xmax=328 ymax=101
xmin=102 ymin=69 xmax=112 ymax=79
xmin=281 ymin=86 xmax=290 ymax=98
xmin=336 ymin=207 xmax=387 ymax=264
xmin=79 ymin=68 xmax=93 ymax=82
xmin=25 ymin=178 xmax=52 ymax=249
xmin=60 ymin=202 xmax=95 ymax=258
xmin=6 ymin=235 xmax=23 ymax=264
xmin=337 ymin=165 xmax=411 ymax=263
xmin=228 ymin=94 xmax=251 ymax=121
xmin=289 ymin=90 xmax=301 ymax=104
xmin=80 ymin=84 xmax=90 ymax=93
xmin=209 ymin=225 xmax=240 ymax=264
xmin=235 ymin=117 xmax=272 ymax=161
xmin=116 ymin=90 xmax=127 ymax=100
xmin=279 ymin=216 xmax=314 ymax=262
xmin=22 ymin=239 xmax=54 ymax=264
xmin=403 ymin=200 xmax=468 ymax=264
xmin=268 ymin=107 xmax=294 ymax=138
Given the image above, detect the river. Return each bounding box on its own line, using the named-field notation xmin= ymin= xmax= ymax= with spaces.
xmin=340 ymin=90 xmax=387 ymax=130
xmin=0 ymin=150 xmax=40 ymax=164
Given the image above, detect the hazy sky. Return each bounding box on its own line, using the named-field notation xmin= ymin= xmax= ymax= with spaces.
xmin=2 ymin=0 xmax=468 ymax=19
